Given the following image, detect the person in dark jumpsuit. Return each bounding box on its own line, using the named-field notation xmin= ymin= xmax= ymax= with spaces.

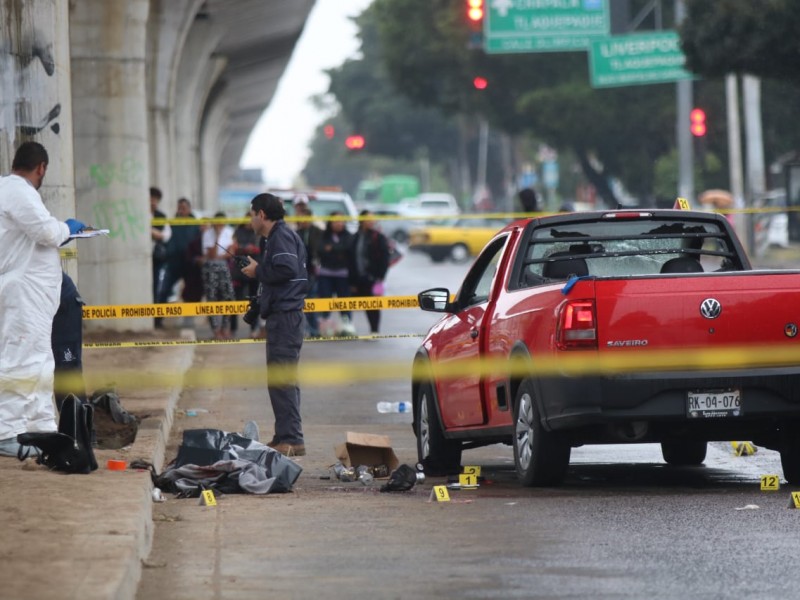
xmin=52 ymin=272 xmax=86 ymax=411
xmin=241 ymin=193 xmax=309 ymax=457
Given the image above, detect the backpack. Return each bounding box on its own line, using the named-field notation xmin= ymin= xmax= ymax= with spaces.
xmin=89 ymin=388 xmax=139 ymax=449
xmin=17 ymin=394 xmax=98 ymax=474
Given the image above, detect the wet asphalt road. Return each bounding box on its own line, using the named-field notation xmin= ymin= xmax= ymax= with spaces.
xmin=139 ymin=248 xmax=800 ymax=600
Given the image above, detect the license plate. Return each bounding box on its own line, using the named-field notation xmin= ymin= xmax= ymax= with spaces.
xmin=687 ymin=389 xmax=741 ymax=418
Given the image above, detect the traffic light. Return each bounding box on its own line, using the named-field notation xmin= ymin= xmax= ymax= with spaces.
xmin=690 ymin=108 xmax=707 ymax=137
xmin=466 ymin=0 xmax=484 ymax=48
xmin=473 ymin=76 xmax=488 ymax=90
xmin=467 ymin=0 xmax=484 ymax=22
xmin=323 ymin=124 xmax=335 ymax=139
xmin=345 ymin=135 xmax=365 ymax=150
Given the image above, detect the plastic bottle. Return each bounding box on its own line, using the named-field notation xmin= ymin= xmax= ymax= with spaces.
xmin=377 ymin=401 xmax=410 ymax=414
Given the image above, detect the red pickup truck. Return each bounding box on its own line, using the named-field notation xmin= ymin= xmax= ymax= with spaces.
xmin=413 ymin=209 xmax=800 ymax=486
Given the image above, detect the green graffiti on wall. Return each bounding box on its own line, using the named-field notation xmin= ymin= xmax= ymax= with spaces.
xmin=92 ymin=198 xmax=146 ymax=241
xmin=89 ymin=156 xmax=144 ymax=188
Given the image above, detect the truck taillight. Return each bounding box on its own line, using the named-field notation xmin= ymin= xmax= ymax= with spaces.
xmin=557 ymin=300 xmax=597 ymax=350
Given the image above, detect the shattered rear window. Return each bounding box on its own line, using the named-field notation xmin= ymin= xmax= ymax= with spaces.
xmin=519 ymin=218 xmax=741 ymax=285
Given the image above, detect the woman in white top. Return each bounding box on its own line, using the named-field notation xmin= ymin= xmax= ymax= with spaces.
xmin=201 ymin=212 xmax=236 ymax=339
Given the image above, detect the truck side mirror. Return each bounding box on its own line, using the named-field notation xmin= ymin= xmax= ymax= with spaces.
xmin=418 ymin=288 xmax=451 ymax=312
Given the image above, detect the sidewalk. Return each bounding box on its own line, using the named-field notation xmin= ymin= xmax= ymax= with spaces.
xmin=0 ymin=328 xmax=196 ymax=600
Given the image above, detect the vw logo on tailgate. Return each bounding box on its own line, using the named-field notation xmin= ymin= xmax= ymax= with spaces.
xmin=700 ymin=298 xmax=722 ymax=319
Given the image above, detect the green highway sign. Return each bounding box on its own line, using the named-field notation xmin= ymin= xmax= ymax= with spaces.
xmin=589 ymin=31 xmax=695 ymax=88
xmin=485 ymin=0 xmax=610 ymax=54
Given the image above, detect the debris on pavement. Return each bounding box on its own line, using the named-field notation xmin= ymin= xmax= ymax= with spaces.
xmin=334 ymin=431 xmax=398 ymax=477
xmin=380 ymin=464 xmax=425 ymax=493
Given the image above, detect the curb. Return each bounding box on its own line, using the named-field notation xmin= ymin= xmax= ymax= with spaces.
xmin=112 ymin=328 xmax=196 ymax=600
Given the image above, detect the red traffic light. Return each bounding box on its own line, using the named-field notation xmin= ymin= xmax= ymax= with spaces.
xmin=690 ymin=108 xmax=706 ymax=137
xmin=323 ymin=124 xmax=335 ymax=139
xmin=467 ymin=0 xmax=484 ymax=21
xmin=345 ymin=135 xmax=365 ymax=150
xmin=473 ymin=76 xmax=488 ymax=90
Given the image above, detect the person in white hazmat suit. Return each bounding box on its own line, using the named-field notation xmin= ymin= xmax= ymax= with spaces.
xmin=0 ymin=141 xmax=85 ymax=457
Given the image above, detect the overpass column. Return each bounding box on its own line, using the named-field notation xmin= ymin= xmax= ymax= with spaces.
xmin=146 ymin=0 xmax=204 ymax=214
xmin=70 ymin=0 xmax=151 ymax=329
xmin=0 ymin=1 xmax=77 ymax=278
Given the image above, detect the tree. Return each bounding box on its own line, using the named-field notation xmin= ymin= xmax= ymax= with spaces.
xmin=326 ymin=8 xmax=460 ymax=164
xmin=320 ymin=3 xmax=520 ymax=205
xmin=302 ymin=101 xmax=440 ymax=199
xmin=317 ymin=0 xmax=799 ymax=205
xmin=680 ymin=1 xmax=800 ymax=82
xmin=680 ymin=1 xmax=800 ymax=187
xmin=302 ymin=112 xmax=372 ymax=197
xmin=371 ymin=0 xmax=682 ymax=205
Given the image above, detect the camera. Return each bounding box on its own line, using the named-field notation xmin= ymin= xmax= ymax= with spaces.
xmin=235 ymin=256 xmax=251 ymax=270
xmin=242 ymin=295 xmax=260 ymax=326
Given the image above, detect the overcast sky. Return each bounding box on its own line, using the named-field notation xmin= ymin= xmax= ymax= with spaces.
xmin=240 ymin=0 xmax=374 ymax=187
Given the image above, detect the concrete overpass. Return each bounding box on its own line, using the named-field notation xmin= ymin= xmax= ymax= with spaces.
xmin=0 ymin=0 xmax=316 ymax=327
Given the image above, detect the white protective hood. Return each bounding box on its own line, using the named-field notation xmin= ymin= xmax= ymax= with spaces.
xmin=0 ymin=174 xmax=70 ymax=440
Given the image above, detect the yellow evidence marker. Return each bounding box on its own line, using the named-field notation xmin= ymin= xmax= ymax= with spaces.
xmin=432 ymin=485 xmax=450 ymax=502
xmin=459 ymin=473 xmax=479 ymax=489
xmin=200 ymin=489 xmax=218 ymax=506
xmin=731 ymin=441 xmax=757 ymax=456
xmin=760 ymin=475 xmax=780 ymax=491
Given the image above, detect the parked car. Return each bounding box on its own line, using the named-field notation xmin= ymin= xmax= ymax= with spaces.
xmin=366 ymin=194 xmax=461 ymax=244
xmin=413 ymin=208 xmax=800 ymax=486
xmin=269 ymin=188 xmax=359 ymax=232
xmin=408 ymin=193 xmax=461 ymax=217
xmin=364 ymin=203 xmax=425 ymax=244
xmin=408 ymin=217 xmax=508 ymax=262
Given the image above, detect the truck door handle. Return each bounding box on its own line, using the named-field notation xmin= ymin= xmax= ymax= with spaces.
xmin=470 ymin=329 xmax=479 ymax=339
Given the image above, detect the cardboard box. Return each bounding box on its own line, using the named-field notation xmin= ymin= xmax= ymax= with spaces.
xmin=334 ymin=431 xmax=399 ymax=478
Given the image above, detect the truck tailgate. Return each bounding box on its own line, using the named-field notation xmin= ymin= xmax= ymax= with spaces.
xmin=594 ymin=271 xmax=800 ymax=350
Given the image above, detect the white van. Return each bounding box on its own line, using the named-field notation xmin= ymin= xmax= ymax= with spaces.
xmin=414 ymin=193 xmax=461 ymax=217
xmin=269 ymin=189 xmax=359 ymax=233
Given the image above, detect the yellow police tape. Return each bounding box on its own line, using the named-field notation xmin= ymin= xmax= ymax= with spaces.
xmin=82 ymin=332 xmax=422 ymax=349
xmin=70 ymin=342 xmax=800 ymax=389
xmin=150 ymin=205 xmax=796 ymax=227
xmin=81 ymin=295 xmax=419 ymax=320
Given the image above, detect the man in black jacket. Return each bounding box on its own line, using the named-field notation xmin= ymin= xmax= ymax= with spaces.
xmin=293 ymin=198 xmax=323 ymax=337
xmin=348 ymin=210 xmax=390 ymax=335
xmin=242 ymin=193 xmax=309 ymax=457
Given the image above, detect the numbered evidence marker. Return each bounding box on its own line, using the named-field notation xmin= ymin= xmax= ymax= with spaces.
xmin=431 ymin=485 xmax=450 ymax=502
xmin=791 ymin=491 xmax=800 ymax=509
xmin=673 ymin=197 xmax=691 ymax=210
xmin=463 ymin=465 xmax=481 ymax=477
xmin=731 ymin=441 xmax=756 ymax=456
xmin=459 ymin=473 xmax=479 ymax=489
xmin=760 ymin=474 xmax=780 ymax=491
xmin=200 ymin=489 xmax=218 ymax=506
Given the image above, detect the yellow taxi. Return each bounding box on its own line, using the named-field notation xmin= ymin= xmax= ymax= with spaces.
xmin=408 ymin=217 xmax=509 ymax=262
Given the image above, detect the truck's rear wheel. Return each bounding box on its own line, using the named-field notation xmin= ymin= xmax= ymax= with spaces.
xmin=513 ymin=378 xmax=570 ymax=486
xmin=780 ymin=423 xmax=800 ymax=484
xmin=661 ymin=441 xmax=707 ymax=466
xmin=415 ymin=382 xmax=461 ymax=476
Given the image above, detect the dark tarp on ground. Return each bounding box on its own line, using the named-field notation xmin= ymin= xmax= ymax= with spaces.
xmin=155 ymin=428 xmax=302 ymax=496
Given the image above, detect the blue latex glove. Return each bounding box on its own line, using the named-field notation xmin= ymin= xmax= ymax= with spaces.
xmin=65 ymin=218 xmax=86 ymax=235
